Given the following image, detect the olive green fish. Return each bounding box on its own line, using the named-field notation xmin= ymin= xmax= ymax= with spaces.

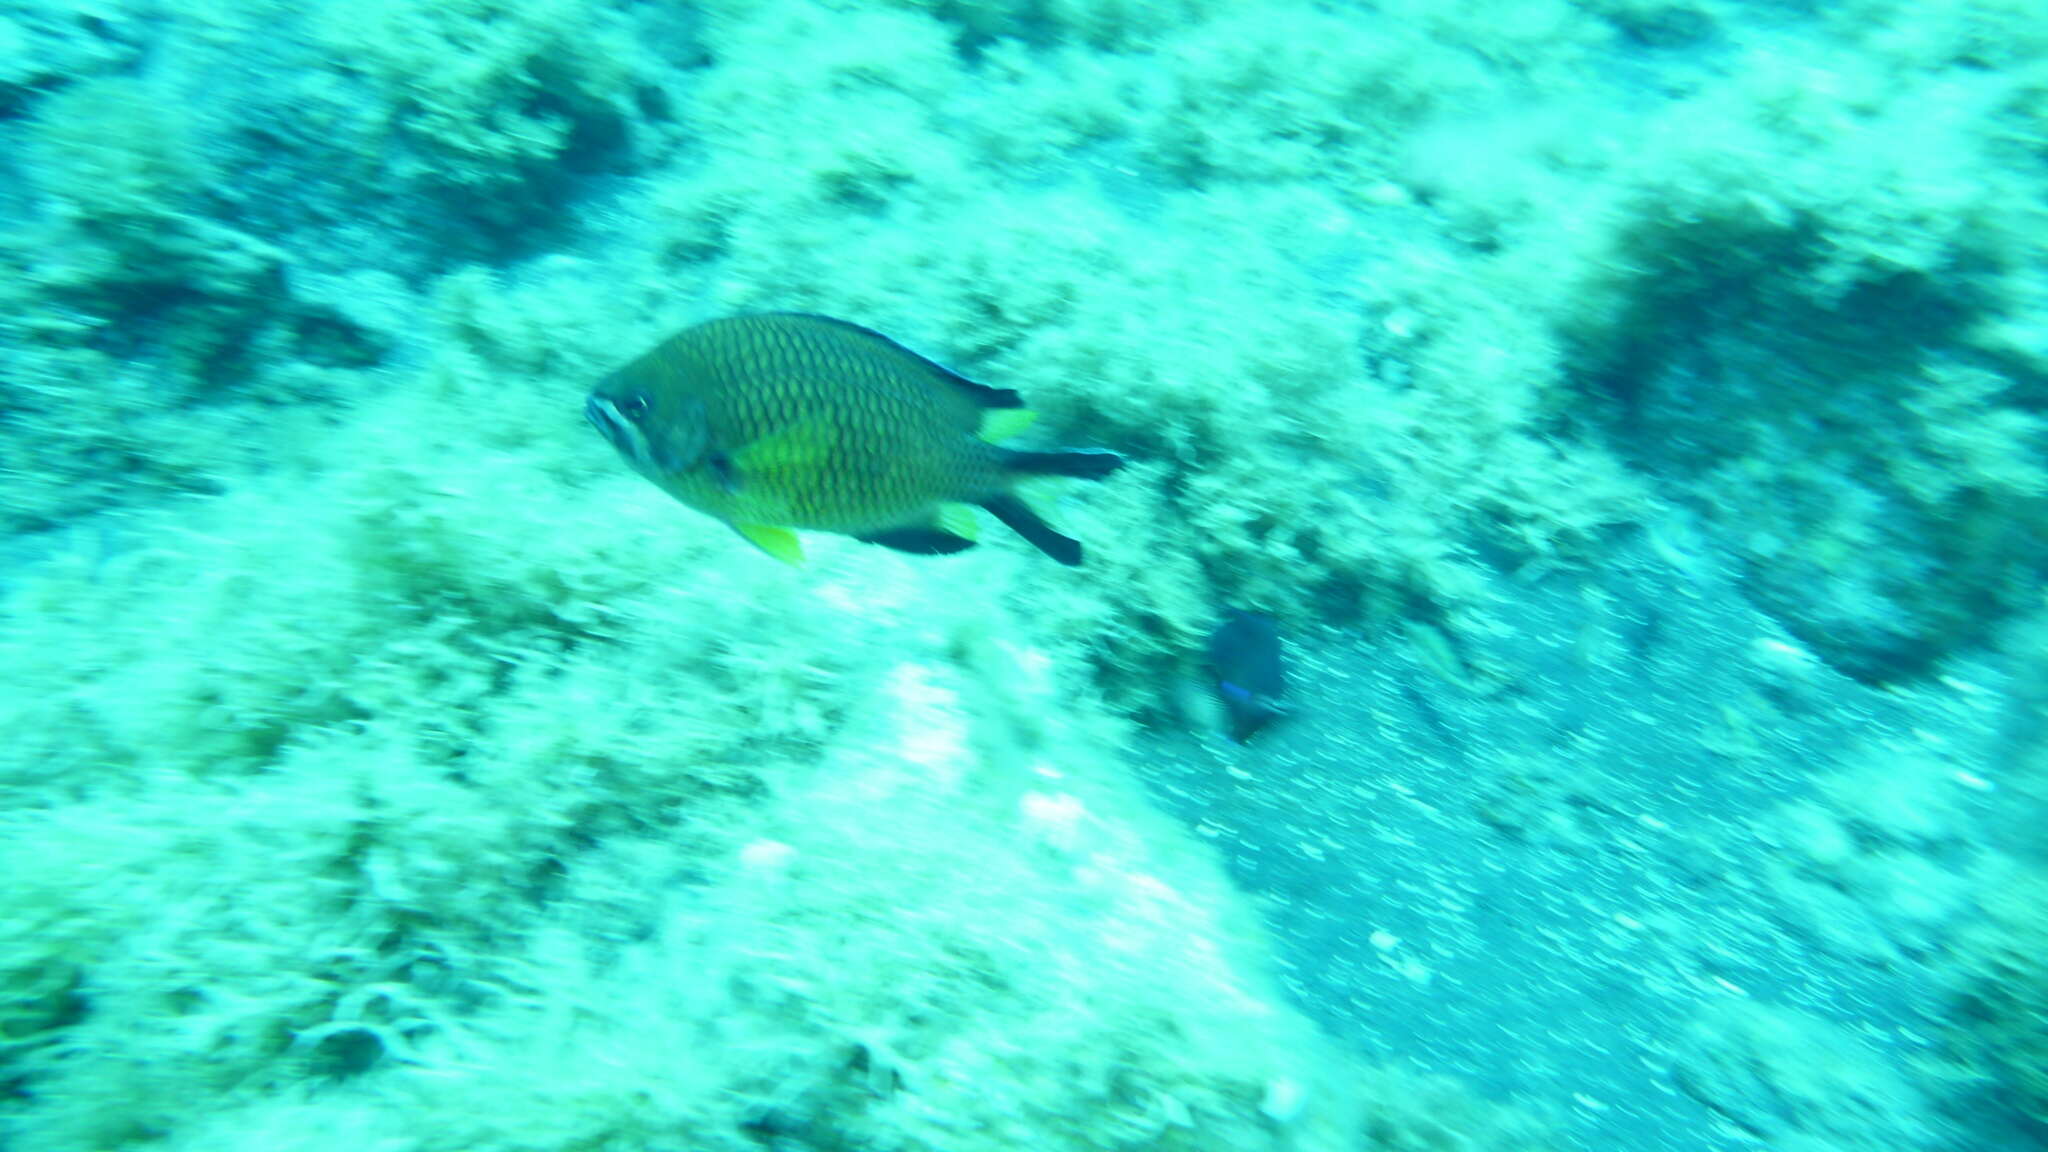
xmin=585 ymin=313 xmax=1124 ymax=565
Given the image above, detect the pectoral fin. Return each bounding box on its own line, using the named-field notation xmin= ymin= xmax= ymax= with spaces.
xmin=731 ymin=420 xmax=836 ymax=476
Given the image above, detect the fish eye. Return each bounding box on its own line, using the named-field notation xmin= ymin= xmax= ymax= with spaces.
xmin=617 ymin=392 xmax=650 ymax=421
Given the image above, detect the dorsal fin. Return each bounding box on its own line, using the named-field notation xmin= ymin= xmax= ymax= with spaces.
xmin=761 ymin=312 xmax=1024 ymax=410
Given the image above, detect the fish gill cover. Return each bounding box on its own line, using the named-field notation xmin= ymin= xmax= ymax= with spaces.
xmin=0 ymin=0 xmax=2044 ymax=1151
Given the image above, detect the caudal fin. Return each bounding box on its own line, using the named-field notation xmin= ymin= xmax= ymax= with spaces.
xmin=1002 ymin=448 xmax=1124 ymax=480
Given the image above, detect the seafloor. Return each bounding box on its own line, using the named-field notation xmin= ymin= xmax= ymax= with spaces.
xmin=2 ymin=1 xmax=2045 ymax=1150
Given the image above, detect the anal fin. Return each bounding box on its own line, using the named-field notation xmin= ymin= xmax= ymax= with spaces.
xmin=857 ymin=503 xmax=981 ymax=556
xmin=857 ymin=527 xmax=979 ymax=556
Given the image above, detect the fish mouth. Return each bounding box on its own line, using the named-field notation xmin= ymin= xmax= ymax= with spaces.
xmin=585 ymin=393 xmax=625 ymax=445
xmin=585 ymin=394 xmax=650 ymax=468
xmin=587 ymin=390 xmax=707 ymax=479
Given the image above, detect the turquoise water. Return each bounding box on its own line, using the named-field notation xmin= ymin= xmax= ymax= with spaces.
xmin=3 ymin=1 xmax=2045 ymax=1149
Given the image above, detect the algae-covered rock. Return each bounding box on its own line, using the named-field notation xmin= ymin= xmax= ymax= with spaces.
xmin=0 ymin=74 xmax=402 ymax=531
xmin=0 ymin=0 xmax=146 ymax=114
xmin=1942 ymin=868 xmax=2048 ymax=1130
xmin=1557 ymin=32 xmax=2048 ymax=684
xmin=1672 ymin=1002 xmax=1936 ymax=1150
xmin=311 ymin=0 xmax=647 ymax=253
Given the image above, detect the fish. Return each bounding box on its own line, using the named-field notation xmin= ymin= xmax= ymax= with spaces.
xmin=585 ymin=313 xmax=1124 ymax=566
xmin=1207 ymin=610 xmax=1287 ymax=743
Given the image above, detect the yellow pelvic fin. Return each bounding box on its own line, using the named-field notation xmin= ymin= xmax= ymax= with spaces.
xmin=732 ymin=419 xmax=836 ymax=475
xmin=734 ymin=521 xmax=805 ymax=566
xmin=934 ymin=502 xmax=981 ymax=541
xmin=978 ymin=408 xmax=1038 ymax=442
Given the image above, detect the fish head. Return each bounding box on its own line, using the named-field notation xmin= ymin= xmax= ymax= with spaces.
xmin=585 ymin=376 xmax=712 ymax=483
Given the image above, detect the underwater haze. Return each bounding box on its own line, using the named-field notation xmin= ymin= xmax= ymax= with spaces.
xmin=3 ymin=0 xmax=2046 ymax=1150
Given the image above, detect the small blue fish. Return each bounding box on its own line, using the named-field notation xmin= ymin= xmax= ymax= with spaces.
xmin=1208 ymin=610 xmax=1286 ymax=742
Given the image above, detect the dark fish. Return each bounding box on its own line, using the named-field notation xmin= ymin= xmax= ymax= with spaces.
xmin=1208 ymin=610 xmax=1286 ymax=743
xmin=585 ymin=313 xmax=1123 ymax=565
